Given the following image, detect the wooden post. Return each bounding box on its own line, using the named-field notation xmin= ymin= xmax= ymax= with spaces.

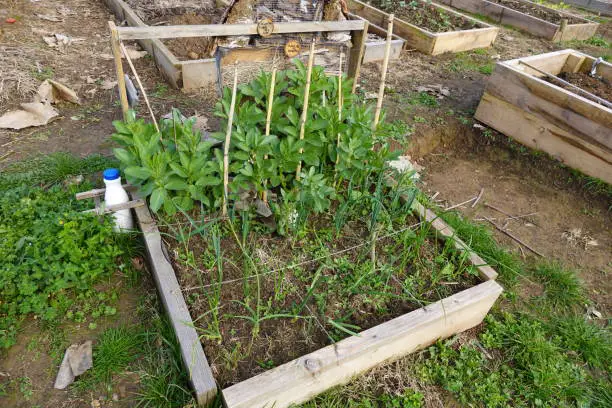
xmin=262 ymin=68 xmax=277 ymax=203
xmin=119 ymin=41 xmax=160 ymax=133
xmin=349 ymin=20 xmax=369 ymax=94
xmin=108 ymin=21 xmax=130 ymax=121
xmin=295 ymin=40 xmax=316 ymax=180
xmin=222 ymin=65 xmax=239 ymax=217
xmin=373 ymin=14 xmax=394 ymax=129
xmin=336 ymin=53 xmax=343 ymax=167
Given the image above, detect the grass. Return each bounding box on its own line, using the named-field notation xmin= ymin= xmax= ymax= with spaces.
xmin=75 ymin=327 xmax=143 ymax=391
xmin=0 ymin=152 xmax=117 ymax=190
xmin=530 ymin=262 xmax=585 ymax=310
xmin=448 ymin=51 xmax=495 ymax=75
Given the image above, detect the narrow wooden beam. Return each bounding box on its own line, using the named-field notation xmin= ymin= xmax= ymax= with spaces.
xmin=133 ymin=201 xmax=217 ymax=405
xmin=82 ymin=198 xmax=145 ymax=214
xmin=75 ymin=184 xmax=136 ymax=200
xmin=348 ymin=20 xmax=369 ymax=92
xmin=109 ymin=21 xmax=130 ymax=120
xmin=296 ymin=40 xmax=316 ymax=179
xmin=222 ymin=280 xmax=503 ymax=408
xmin=116 ymin=20 xmax=365 ymax=40
xmin=373 ymin=14 xmax=394 ymax=129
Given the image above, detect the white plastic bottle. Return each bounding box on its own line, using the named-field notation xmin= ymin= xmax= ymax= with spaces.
xmin=103 ymin=168 xmax=134 ymax=232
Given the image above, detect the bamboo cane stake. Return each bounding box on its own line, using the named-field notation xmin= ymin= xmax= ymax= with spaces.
xmin=335 ymin=52 xmax=343 ymax=166
xmin=295 ymin=39 xmax=316 ymax=180
xmin=108 ymin=21 xmax=130 ymax=121
xmin=222 ymin=65 xmax=239 ymax=217
xmin=262 ymin=68 xmax=277 ymax=203
xmin=119 ymin=42 xmax=160 ymax=133
xmin=372 ymin=14 xmax=394 ymax=130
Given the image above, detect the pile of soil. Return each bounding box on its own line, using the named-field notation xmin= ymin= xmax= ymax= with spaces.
xmin=369 ymin=0 xmax=478 ymax=32
xmin=492 ymin=0 xmax=584 ymax=25
xmin=156 ymin=13 xmax=218 ymax=60
xmin=552 ymin=71 xmax=612 ymax=102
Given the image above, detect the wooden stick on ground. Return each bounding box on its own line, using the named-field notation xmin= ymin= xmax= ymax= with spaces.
xmin=471 ymin=188 xmax=485 ymax=208
xmin=295 ymin=39 xmax=316 ymax=180
xmin=483 ymin=216 xmax=544 ymax=257
xmin=119 ymin=41 xmax=159 ymax=133
xmin=262 ymin=68 xmax=277 ymax=203
xmin=336 ymin=52 xmax=343 ymax=167
xmin=518 ymin=60 xmax=612 ymax=109
xmin=222 ymin=65 xmax=239 ymax=217
xmin=372 ymin=14 xmax=394 ymax=130
xmin=444 ymin=196 xmax=477 ymax=211
xmin=108 ymin=21 xmax=130 ymax=121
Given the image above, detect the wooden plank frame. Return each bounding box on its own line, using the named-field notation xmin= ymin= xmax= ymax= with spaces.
xmin=124 ymin=193 xmax=502 ymax=406
xmin=437 ymin=0 xmax=599 ymax=41
xmin=104 ymin=0 xmax=395 ymax=91
xmin=475 ymin=49 xmax=612 ymax=184
xmin=546 ymin=0 xmax=612 ymax=17
xmin=348 ymin=0 xmax=499 ymax=55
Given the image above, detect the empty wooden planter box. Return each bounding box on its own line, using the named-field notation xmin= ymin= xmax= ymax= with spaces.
xmin=475 ymin=49 xmax=612 ymax=184
xmin=130 ymin=197 xmax=503 ymax=407
xmin=104 ymin=0 xmax=403 ymax=91
xmin=348 ymin=0 xmax=499 ymax=55
xmin=436 ymin=0 xmax=599 ymax=41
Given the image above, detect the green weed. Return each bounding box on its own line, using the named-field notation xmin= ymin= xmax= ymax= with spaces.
xmin=76 ymin=326 xmax=143 ymax=391
xmin=551 ymin=315 xmax=612 ymax=370
xmin=530 ymin=262 xmax=585 ymax=310
xmin=449 ymin=52 xmax=494 ymax=75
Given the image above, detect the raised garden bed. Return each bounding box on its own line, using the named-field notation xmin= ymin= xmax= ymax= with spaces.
xmin=475 ymin=49 xmax=612 ymax=184
xmin=546 ymin=0 xmax=612 ymax=17
xmin=104 ymin=0 xmax=401 ymax=91
xmin=102 ymin=62 xmax=503 ymax=406
xmin=349 ymin=0 xmax=499 ymax=55
xmin=436 ymin=0 xmax=599 ymax=41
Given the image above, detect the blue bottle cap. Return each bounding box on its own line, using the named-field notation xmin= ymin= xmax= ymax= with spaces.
xmin=103 ymin=168 xmax=120 ymax=181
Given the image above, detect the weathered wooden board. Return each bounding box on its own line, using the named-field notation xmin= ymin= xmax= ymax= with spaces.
xmin=133 ymin=203 xmax=218 ymax=405
xmin=475 ymin=49 xmax=612 ymax=183
xmin=347 ymin=13 xmax=405 ymax=63
xmin=115 ymin=20 xmax=366 ymax=41
xmin=348 ymin=0 xmax=498 ymax=55
xmin=437 ymin=0 xmax=599 ymax=41
xmin=222 ymin=280 xmax=503 ymax=408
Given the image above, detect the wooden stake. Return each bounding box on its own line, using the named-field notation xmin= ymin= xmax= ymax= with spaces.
xmin=222 ymin=65 xmax=239 ymax=217
xmin=109 ymin=21 xmax=130 ymax=121
xmin=350 ymin=20 xmax=369 ymax=94
xmin=119 ymin=41 xmax=160 ymax=133
xmin=372 ymin=14 xmax=394 ymax=130
xmin=262 ymin=68 xmax=277 ymax=203
xmin=336 ymin=52 xmax=343 ymax=167
xmin=295 ymin=39 xmax=316 ymax=180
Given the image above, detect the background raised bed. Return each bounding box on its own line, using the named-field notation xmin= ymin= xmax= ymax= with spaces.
xmin=475 ymin=49 xmax=612 ymax=184
xmin=348 ymin=0 xmax=499 ymax=55
xmin=436 ymin=0 xmax=599 ymax=41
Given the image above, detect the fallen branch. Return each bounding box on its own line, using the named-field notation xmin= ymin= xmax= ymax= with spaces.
xmin=483 ymin=216 xmax=544 ymax=257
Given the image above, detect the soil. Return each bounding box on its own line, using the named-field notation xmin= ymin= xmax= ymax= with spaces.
xmin=552 ymin=71 xmax=612 ymax=102
xmin=417 ymin=126 xmax=612 ymax=314
xmin=369 ymin=0 xmax=479 ymax=32
xmin=157 ymin=13 xmax=218 ymax=60
xmin=493 ymin=0 xmax=584 ymax=24
xmin=162 ymin=212 xmax=480 ymax=387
